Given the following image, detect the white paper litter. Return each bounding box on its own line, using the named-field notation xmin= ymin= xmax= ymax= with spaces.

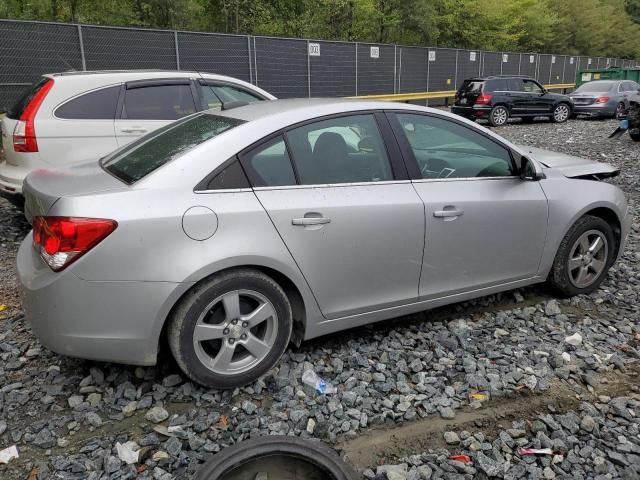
xmin=0 ymin=445 xmax=19 ymax=464
xmin=565 ymin=332 xmax=583 ymax=346
xmin=116 ymin=442 xmax=139 ymax=465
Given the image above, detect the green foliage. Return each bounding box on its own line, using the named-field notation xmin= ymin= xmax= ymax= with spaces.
xmin=1 ymin=0 xmax=639 ymax=58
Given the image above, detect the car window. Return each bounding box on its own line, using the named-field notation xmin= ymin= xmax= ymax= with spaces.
xmin=122 ymin=84 xmax=197 ymax=120
xmin=458 ymin=80 xmax=484 ymax=94
xmin=623 ymin=81 xmax=638 ymax=92
xmin=200 ymin=84 xmax=263 ymax=110
xmin=201 ymin=160 xmax=250 ymax=190
xmin=629 ymin=82 xmax=640 ymax=92
xmin=484 ymin=79 xmax=508 ymax=92
xmin=286 ymin=114 xmax=393 ymax=185
xmin=102 ymin=113 xmax=243 ymax=184
xmin=240 ymin=136 xmax=296 ymax=187
xmin=55 ymin=86 xmax=120 ymax=119
xmin=522 ymin=80 xmax=543 ymax=93
xmin=507 ymin=79 xmax=521 ymax=92
xmin=393 ymin=113 xmax=514 ymax=179
xmin=575 ymin=81 xmax=615 ymax=93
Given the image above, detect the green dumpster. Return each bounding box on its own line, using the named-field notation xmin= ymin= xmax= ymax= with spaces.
xmin=576 ymin=67 xmax=640 ymax=87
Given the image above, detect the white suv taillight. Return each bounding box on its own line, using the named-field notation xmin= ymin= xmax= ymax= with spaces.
xmin=32 ymin=216 xmax=117 ymax=271
xmin=13 ymin=78 xmax=54 ymax=153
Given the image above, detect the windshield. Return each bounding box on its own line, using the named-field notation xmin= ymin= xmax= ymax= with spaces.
xmin=102 ymin=113 xmax=244 ymax=184
xmin=575 ymin=81 xmax=616 ymax=93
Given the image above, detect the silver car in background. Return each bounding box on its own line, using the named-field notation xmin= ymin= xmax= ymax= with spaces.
xmin=571 ymin=80 xmax=640 ymax=118
xmin=18 ymin=99 xmax=631 ymax=389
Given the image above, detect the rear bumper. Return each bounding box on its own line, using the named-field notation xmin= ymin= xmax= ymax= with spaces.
xmin=17 ymin=235 xmax=187 ymax=366
xmin=573 ymin=104 xmax=615 ymax=117
xmin=0 ymin=160 xmax=27 ymax=195
xmin=450 ymin=105 xmax=491 ymax=119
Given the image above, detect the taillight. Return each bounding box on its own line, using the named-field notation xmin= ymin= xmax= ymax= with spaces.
xmin=32 ymin=216 xmax=117 ymax=271
xmin=595 ymin=96 xmax=610 ymax=104
xmin=475 ymin=94 xmax=493 ymax=105
xmin=13 ymin=79 xmax=54 ymax=153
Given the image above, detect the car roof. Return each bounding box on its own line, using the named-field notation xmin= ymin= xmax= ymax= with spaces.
xmin=466 ymin=76 xmax=534 ymax=81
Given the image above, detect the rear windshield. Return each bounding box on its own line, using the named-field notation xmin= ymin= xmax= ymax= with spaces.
xmin=6 ymin=77 xmax=49 ymax=119
xmin=459 ymin=80 xmax=484 ymax=94
xmin=101 ymin=113 xmax=244 ymax=184
xmin=575 ymin=81 xmax=616 ymax=93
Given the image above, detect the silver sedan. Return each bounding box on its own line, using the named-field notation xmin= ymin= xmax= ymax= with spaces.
xmin=18 ymin=99 xmax=631 ymax=388
xmin=571 ymin=80 xmax=640 ymax=118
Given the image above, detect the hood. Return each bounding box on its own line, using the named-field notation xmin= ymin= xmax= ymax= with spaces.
xmin=23 ymin=160 xmax=127 ymax=222
xmin=516 ymin=145 xmax=620 ymax=179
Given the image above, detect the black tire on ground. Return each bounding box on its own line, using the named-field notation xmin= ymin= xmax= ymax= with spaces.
xmin=167 ymin=269 xmax=292 ymax=389
xmin=489 ymin=105 xmax=509 ymax=127
xmin=194 ymin=436 xmax=360 ymax=480
xmin=547 ymin=215 xmax=616 ymax=297
xmin=551 ymin=102 xmax=571 ymax=123
xmin=629 ymin=130 xmax=640 ymax=141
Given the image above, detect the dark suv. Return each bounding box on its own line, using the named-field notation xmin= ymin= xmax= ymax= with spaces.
xmin=451 ymin=76 xmax=573 ymax=127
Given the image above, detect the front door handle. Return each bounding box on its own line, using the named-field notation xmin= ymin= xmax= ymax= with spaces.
xmin=120 ymin=128 xmax=148 ymax=134
xmin=292 ymin=216 xmax=331 ymax=226
xmin=433 ymin=209 xmax=464 ymax=218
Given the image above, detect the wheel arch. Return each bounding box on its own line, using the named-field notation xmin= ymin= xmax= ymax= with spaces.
xmin=582 ymin=206 xmax=622 ymax=259
xmin=157 ymin=260 xmax=313 ymax=360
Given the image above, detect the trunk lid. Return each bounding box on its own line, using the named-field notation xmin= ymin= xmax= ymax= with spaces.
xmin=23 ymin=160 xmax=127 ymax=222
xmin=518 ymin=145 xmax=619 ymax=179
xmin=569 ymin=94 xmax=598 ymax=106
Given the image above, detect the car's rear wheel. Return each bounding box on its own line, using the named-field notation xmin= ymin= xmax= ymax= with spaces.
xmin=168 ymin=269 xmax=292 ymax=389
xmin=547 ymin=215 xmax=615 ymax=297
xmin=551 ymin=103 xmax=571 ymax=123
xmin=489 ymin=105 xmax=509 ymax=127
xmin=629 ymin=130 xmax=640 ymax=141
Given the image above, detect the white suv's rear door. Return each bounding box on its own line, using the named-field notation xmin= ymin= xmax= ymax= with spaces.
xmin=38 ymin=84 xmax=121 ymax=165
xmin=114 ymin=79 xmax=199 ymax=147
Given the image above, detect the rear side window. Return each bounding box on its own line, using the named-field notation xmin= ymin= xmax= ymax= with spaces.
xmin=102 ymin=113 xmax=244 ymax=183
xmin=7 ymin=78 xmax=50 ymax=119
xmin=507 ymin=79 xmax=521 ymax=91
xmin=240 ymin=136 xmax=297 ymax=187
xmin=122 ymin=84 xmax=197 ymax=120
xmin=199 ymin=83 xmax=263 ymax=110
xmin=55 ymin=86 xmax=120 ymax=119
xmin=484 ymin=79 xmax=508 ymax=92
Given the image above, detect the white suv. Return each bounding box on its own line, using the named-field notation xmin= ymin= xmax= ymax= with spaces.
xmin=0 ymin=70 xmax=275 ymax=206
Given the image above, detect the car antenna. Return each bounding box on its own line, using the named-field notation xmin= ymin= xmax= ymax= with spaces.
xmin=56 ymin=54 xmax=76 ymax=72
xmin=221 ymin=100 xmax=249 ymax=110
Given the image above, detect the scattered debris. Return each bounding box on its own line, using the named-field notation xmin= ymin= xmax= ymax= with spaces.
xmin=0 ymin=445 xmax=19 ymax=464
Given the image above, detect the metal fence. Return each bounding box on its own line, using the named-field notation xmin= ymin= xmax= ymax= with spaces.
xmin=1 ymin=18 xmax=639 ymax=111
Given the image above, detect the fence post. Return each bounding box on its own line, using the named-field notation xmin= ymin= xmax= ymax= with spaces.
xmin=253 ymin=37 xmax=258 ymax=86
xmin=393 ymin=45 xmax=397 ymax=94
xmin=306 ymin=40 xmax=311 ymax=98
xmin=398 ymin=47 xmax=402 ymax=94
xmin=454 ymin=50 xmax=458 ymax=90
xmin=174 ymin=31 xmax=180 ymax=70
xmin=77 ymin=24 xmax=87 ymax=71
xmin=518 ymin=54 xmax=522 ymax=75
xmin=355 ymin=42 xmax=358 ymax=96
xmin=562 ymin=55 xmax=566 ymax=83
xmin=426 ymin=49 xmax=430 ymax=106
xmin=247 ymin=36 xmax=253 ymax=84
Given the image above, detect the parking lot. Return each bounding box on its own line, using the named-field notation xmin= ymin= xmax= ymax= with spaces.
xmin=0 ymin=117 xmax=639 ymax=479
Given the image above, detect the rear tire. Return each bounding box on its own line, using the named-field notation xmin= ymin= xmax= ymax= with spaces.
xmin=551 ymin=103 xmax=571 ymax=123
xmin=547 ymin=215 xmax=615 ymax=297
xmin=489 ymin=105 xmax=509 ymax=127
xmin=629 ymin=130 xmax=640 ymax=141
xmin=168 ymin=269 xmax=292 ymax=389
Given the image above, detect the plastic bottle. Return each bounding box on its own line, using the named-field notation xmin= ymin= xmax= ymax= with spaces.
xmin=302 ymin=370 xmax=337 ymax=394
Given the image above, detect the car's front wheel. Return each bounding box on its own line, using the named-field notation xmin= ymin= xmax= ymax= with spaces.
xmin=168 ymin=269 xmax=292 ymax=389
xmin=551 ymin=103 xmax=571 ymax=123
xmin=489 ymin=105 xmax=509 ymax=127
xmin=547 ymin=215 xmax=615 ymax=297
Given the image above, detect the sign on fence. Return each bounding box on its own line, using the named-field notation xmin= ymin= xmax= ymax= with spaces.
xmin=502 ymin=54 xmax=508 ymax=63
xmin=370 ymin=46 xmax=379 ymax=59
xmin=470 ymin=51 xmax=476 ymax=61
xmin=308 ymin=43 xmax=320 ymax=56
xmin=530 ymin=55 xmax=535 ymax=63
xmin=428 ymin=51 xmax=436 ymax=62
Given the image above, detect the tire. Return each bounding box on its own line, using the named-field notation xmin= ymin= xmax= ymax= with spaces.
xmin=168 ymin=269 xmax=292 ymax=389
xmin=629 ymin=130 xmax=640 ymax=141
xmin=547 ymin=215 xmax=616 ymax=297
xmin=194 ymin=436 xmax=360 ymax=480
xmin=551 ymin=103 xmax=571 ymax=123
xmin=489 ymin=105 xmax=509 ymax=127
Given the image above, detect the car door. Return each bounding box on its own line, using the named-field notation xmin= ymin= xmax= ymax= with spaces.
xmin=388 ymin=111 xmax=548 ymax=299
xmin=114 ymin=79 xmax=198 ymax=147
xmin=506 ymin=78 xmax=529 ymax=114
xmin=243 ymin=113 xmax=425 ymax=319
xmin=41 ymin=84 xmax=120 ymax=164
xmin=520 ymin=79 xmax=552 ymax=114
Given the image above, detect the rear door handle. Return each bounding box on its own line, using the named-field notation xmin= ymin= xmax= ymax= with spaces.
xmin=292 ymin=217 xmax=331 ymax=226
xmin=433 ymin=209 xmax=464 ymax=218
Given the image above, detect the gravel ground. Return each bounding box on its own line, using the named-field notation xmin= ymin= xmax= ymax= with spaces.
xmin=0 ymin=118 xmax=638 ymax=479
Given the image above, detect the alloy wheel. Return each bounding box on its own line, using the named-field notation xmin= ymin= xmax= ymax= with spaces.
xmin=492 ymin=107 xmax=508 ymax=125
xmin=192 ymin=289 xmax=278 ymax=375
xmin=567 ymin=230 xmax=609 ymax=289
xmin=553 ymin=104 xmax=570 ymax=122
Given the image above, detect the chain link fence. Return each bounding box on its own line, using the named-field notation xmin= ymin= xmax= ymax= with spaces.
xmin=1 ymin=18 xmax=639 ymax=111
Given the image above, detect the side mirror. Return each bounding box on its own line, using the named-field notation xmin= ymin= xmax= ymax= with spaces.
xmin=520 ymin=156 xmax=542 ymax=181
